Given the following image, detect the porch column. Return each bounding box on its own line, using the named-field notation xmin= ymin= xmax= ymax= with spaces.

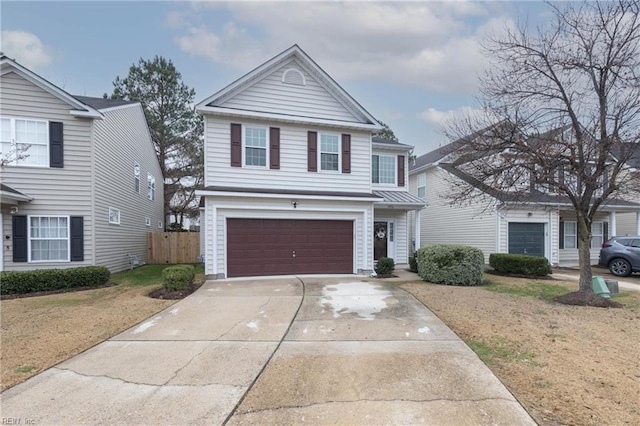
xmin=636 ymin=212 xmax=640 ymax=235
xmin=609 ymin=211 xmax=617 ymax=237
xmin=414 ymin=209 xmax=421 ymax=250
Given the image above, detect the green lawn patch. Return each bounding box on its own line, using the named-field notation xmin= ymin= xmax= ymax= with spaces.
xmin=111 ymin=264 xmax=204 ymax=287
xmin=484 ymin=279 xmax=570 ymax=301
xmin=466 ymin=336 xmax=540 ymax=368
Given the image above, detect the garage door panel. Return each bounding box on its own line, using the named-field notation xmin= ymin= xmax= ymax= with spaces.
xmin=227 ymin=219 xmax=353 ymax=278
xmin=508 ymin=223 xmax=545 ymax=257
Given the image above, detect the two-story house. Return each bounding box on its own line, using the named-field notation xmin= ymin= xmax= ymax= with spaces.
xmin=409 ymin=135 xmax=640 ymax=267
xmin=0 ymin=56 xmax=164 ymax=273
xmin=196 ymin=45 xmax=424 ymax=279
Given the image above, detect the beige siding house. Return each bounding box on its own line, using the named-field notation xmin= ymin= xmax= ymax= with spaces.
xmin=409 ymin=141 xmax=640 ymax=267
xmin=196 ymin=45 xmax=424 ymax=279
xmin=0 ymin=56 xmax=163 ymax=273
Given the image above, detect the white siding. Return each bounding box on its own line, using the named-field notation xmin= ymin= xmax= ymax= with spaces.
xmin=203 ymin=195 xmax=373 ymax=278
xmin=204 ymin=116 xmax=371 ymax=193
xmin=0 ymin=72 xmax=94 ymax=271
xmin=92 ymin=105 xmax=164 ymax=272
xmin=617 ymin=212 xmax=638 ymax=236
xmin=414 ymin=168 xmax=497 ymax=262
xmin=220 ymin=59 xmax=358 ymax=122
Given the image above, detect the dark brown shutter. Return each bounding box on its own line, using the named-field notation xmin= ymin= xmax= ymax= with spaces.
xmin=230 ymin=123 xmax=242 ymax=167
xmin=341 ymin=134 xmax=351 ymax=174
xmin=397 ymin=155 xmax=405 ymax=187
xmin=12 ymin=215 xmax=28 ymax=262
xmin=308 ymin=131 xmax=317 ymax=172
xmin=49 ymin=121 xmax=64 ymax=168
xmin=70 ymin=216 xmax=84 ymax=261
xmin=270 ymin=127 xmax=280 ymax=170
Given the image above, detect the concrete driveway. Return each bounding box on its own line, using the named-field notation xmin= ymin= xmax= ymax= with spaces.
xmin=1 ymin=276 xmax=534 ymax=425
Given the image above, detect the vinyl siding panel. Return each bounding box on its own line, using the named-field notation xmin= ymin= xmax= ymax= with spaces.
xmin=203 ymin=195 xmax=373 ymax=278
xmin=220 ymin=59 xmax=358 ymax=122
xmin=617 ymin=212 xmax=638 ymax=236
xmin=415 ymin=168 xmax=497 ymax=262
xmin=204 ymin=116 xmax=371 ymax=193
xmin=93 ymin=105 xmax=164 ymax=272
xmin=0 ymin=72 xmax=93 ymax=271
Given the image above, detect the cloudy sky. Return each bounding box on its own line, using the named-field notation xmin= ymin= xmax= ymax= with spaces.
xmin=2 ymin=1 xmax=550 ymax=156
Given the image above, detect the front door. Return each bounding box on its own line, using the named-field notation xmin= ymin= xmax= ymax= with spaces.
xmin=374 ymin=221 xmax=388 ymax=260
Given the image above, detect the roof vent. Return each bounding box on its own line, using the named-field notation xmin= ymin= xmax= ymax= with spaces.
xmin=282 ymin=68 xmax=305 ymax=86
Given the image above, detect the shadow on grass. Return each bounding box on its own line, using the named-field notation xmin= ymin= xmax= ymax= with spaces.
xmin=111 ymin=264 xmax=205 ymax=287
xmin=483 ymin=280 xmax=571 ymax=301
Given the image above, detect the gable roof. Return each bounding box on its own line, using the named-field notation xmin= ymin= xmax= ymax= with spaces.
xmin=372 ymin=136 xmax=413 ymax=149
xmin=0 ymin=55 xmax=103 ymax=119
xmin=74 ymin=96 xmax=137 ymax=111
xmin=196 ymin=44 xmax=381 ymax=130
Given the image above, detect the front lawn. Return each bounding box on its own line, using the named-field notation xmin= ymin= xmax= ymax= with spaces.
xmin=0 ymin=264 xmax=204 ymax=391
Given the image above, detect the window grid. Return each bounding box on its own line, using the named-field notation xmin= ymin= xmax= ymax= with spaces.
xmin=29 ymin=216 xmax=69 ymax=262
xmin=134 ymin=163 xmax=141 ymax=193
xmin=372 ymin=155 xmax=395 ymax=184
xmin=145 ymin=217 xmax=151 ymax=227
xmin=320 ymin=134 xmax=339 ymax=171
xmin=0 ymin=117 xmax=49 ymax=166
xmin=417 ymin=174 xmax=426 ymax=198
xmin=563 ymin=221 xmax=604 ymax=249
xmin=244 ymin=127 xmax=267 ymax=167
xmin=109 ymin=207 xmax=121 ymax=225
xmin=148 ymin=174 xmax=155 ymax=201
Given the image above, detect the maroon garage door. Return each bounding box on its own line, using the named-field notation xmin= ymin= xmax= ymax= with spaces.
xmin=227 ymin=219 xmax=353 ymax=277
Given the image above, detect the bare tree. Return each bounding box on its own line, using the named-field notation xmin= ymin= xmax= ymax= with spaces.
xmin=442 ymin=0 xmax=640 ymax=301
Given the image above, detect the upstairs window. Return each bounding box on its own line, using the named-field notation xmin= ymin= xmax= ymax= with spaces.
xmin=147 ymin=173 xmax=155 ymax=201
xmin=0 ymin=117 xmax=49 ymax=166
xmin=372 ymin=155 xmax=396 ymax=184
xmin=134 ymin=162 xmax=141 ymax=193
xmin=417 ymin=173 xmax=426 ymax=198
xmin=320 ymin=134 xmax=340 ymax=171
xmin=244 ymin=127 xmax=267 ymax=167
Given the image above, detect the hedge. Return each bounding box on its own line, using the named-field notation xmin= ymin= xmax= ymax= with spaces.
xmin=162 ymin=265 xmax=195 ymax=291
xmin=0 ymin=266 xmax=111 ymax=295
xmin=375 ymin=257 xmax=395 ymax=275
xmin=416 ymin=244 xmax=484 ymax=286
xmin=489 ymin=253 xmax=552 ymax=276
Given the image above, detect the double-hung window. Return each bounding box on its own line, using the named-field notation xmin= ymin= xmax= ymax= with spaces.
xmin=320 ymin=134 xmax=339 ymax=171
xmin=562 ymin=221 xmax=604 ymax=249
xmin=29 ymin=216 xmax=69 ymax=261
xmin=372 ymin=155 xmax=396 ymax=184
xmin=148 ymin=173 xmax=155 ymax=201
xmin=0 ymin=117 xmax=49 ymax=166
xmin=244 ymin=127 xmax=267 ymax=167
xmin=417 ymin=173 xmax=426 ymax=198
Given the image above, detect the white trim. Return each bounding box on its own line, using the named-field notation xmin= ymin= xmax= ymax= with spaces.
xmin=196 ymin=190 xmax=381 ymax=202
xmin=242 ymin=124 xmax=269 ymax=168
xmin=145 ymin=217 xmax=151 ymax=227
xmin=1 ymin=116 xmax=50 ymax=167
xmin=196 ymin=105 xmax=380 ymax=131
xmin=282 ymin=68 xmax=306 ymax=86
xmin=27 ymin=215 xmax=71 ymax=263
xmin=372 ymin=142 xmax=414 ymax=151
xmin=108 ymin=207 xmax=121 ymax=225
xmin=0 ymin=62 xmax=102 ymax=118
xmin=134 ymin=162 xmax=141 ymax=194
xmin=372 ymin=154 xmax=397 ymax=185
xmin=0 ymin=190 xmax=32 ymax=203
xmin=318 ymin=132 xmax=341 ymax=173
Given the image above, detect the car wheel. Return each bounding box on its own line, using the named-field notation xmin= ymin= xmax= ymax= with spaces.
xmin=609 ymin=258 xmax=632 ymax=277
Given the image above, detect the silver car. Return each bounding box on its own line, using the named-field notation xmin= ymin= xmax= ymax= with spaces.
xmin=599 ymin=236 xmax=640 ymax=277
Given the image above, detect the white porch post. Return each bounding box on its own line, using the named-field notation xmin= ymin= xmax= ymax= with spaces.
xmin=609 ymin=211 xmax=617 ymax=237
xmin=414 ymin=209 xmax=421 ymax=250
xmin=636 ymin=212 xmax=640 ymax=236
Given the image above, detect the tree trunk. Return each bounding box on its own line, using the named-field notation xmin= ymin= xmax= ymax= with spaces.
xmin=577 ymin=214 xmax=594 ymax=294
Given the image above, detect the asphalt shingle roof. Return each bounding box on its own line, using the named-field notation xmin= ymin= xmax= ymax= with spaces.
xmin=74 ymin=96 xmax=137 ymax=110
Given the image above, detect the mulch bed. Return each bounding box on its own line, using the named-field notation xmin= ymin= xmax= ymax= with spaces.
xmin=554 ymin=291 xmax=623 ymax=308
xmin=148 ymin=281 xmax=203 ymax=300
xmin=374 ymin=274 xmax=398 ymax=278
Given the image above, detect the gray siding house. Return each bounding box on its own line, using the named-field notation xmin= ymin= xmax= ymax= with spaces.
xmin=0 ymin=56 xmax=163 ymax=273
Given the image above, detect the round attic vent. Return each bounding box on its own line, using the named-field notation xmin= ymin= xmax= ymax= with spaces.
xmin=282 ymin=68 xmax=306 ymax=86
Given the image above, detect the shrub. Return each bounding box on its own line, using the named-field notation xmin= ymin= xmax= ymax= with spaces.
xmin=416 ymin=244 xmax=484 ymax=286
xmin=162 ymin=265 xmax=194 ymax=291
xmin=489 ymin=253 xmax=552 ymax=277
xmin=408 ymin=254 xmax=418 ymax=273
xmin=375 ymin=257 xmax=395 ymax=275
xmin=0 ymin=266 xmax=111 ymax=296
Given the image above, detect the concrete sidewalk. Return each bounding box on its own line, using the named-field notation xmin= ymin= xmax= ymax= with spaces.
xmin=1 ymin=276 xmax=534 ymax=425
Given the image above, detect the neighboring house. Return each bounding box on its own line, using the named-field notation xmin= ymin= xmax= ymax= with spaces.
xmin=196 ymin=45 xmax=424 ymax=279
xmin=0 ymin=56 xmax=164 ymax=273
xmin=409 ymin=138 xmax=640 ymax=267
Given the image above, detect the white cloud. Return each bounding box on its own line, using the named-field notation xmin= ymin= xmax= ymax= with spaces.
xmin=418 ymin=106 xmax=484 ymax=126
xmin=169 ymin=2 xmax=515 ymax=95
xmin=0 ymin=31 xmax=53 ymax=69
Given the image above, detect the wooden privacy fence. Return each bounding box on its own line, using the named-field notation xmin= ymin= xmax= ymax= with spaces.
xmin=148 ymin=232 xmax=200 ymax=264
